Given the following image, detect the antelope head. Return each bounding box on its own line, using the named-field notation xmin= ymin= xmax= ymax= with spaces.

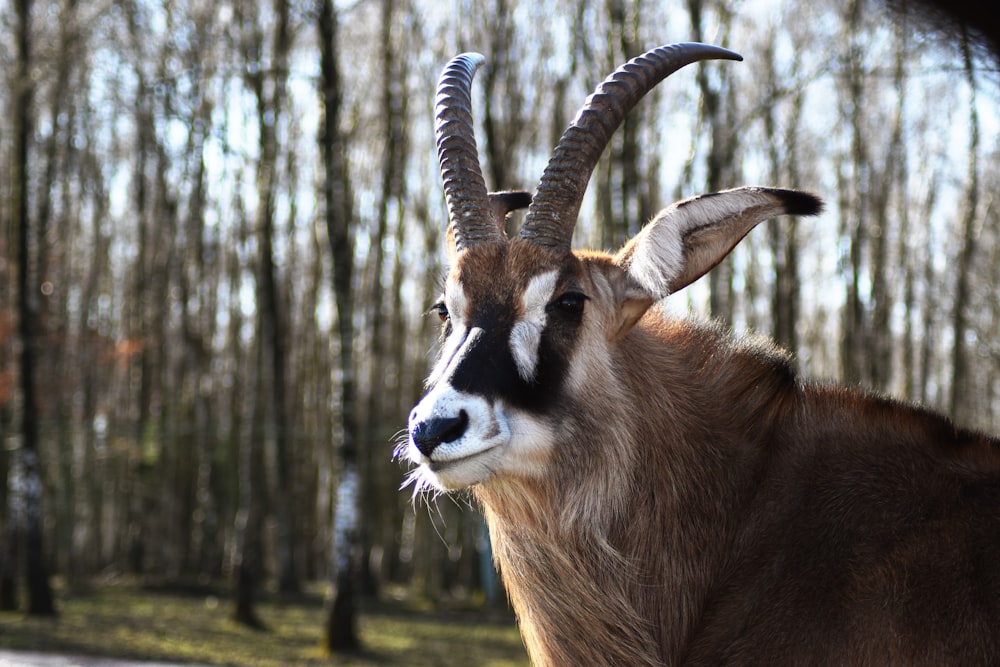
xmin=402 ymin=43 xmax=822 ymax=494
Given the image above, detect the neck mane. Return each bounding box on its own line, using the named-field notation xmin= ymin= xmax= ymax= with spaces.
xmin=475 ymin=318 xmax=797 ymax=666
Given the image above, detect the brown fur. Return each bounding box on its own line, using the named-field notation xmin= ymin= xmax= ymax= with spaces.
xmin=417 ymin=8 xmax=1000 ymax=660
xmin=466 ymin=245 xmax=1000 ymax=667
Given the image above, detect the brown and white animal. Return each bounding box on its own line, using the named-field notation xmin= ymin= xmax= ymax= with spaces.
xmin=401 ymin=43 xmax=1000 ymax=666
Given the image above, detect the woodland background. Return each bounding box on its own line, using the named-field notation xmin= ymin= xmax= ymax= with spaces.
xmin=1 ymin=0 xmax=999 ymax=651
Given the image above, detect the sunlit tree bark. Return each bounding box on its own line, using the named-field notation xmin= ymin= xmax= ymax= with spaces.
xmin=318 ymin=0 xmax=360 ymax=651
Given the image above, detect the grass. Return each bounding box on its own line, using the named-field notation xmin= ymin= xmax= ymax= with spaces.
xmin=0 ymin=579 xmax=529 ymax=666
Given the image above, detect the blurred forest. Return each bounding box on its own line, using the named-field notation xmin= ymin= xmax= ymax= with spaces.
xmin=1 ymin=0 xmax=1000 ymax=646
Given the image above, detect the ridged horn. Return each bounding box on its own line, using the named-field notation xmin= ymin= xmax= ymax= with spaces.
xmin=520 ymin=42 xmax=743 ymax=252
xmin=435 ymin=53 xmax=501 ymax=250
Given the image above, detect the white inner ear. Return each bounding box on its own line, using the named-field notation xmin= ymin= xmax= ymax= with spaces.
xmin=623 ymin=204 xmax=688 ymax=299
xmin=623 ymin=189 xmax=799 ymax=299
xmin=510 ymin=270 xmax=559 ymax=382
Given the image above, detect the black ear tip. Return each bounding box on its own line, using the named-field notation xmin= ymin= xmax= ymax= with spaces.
xmin=778 ymin=189 xmax=824 ymax=217
xmin=510 ymin=191 xmax=533 ymax=211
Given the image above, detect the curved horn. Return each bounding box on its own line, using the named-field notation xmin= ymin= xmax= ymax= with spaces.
xmin=435 ymin=53 xmax=502 ymax=250
xmin=520 ymin=42 xmax=743 ymax=252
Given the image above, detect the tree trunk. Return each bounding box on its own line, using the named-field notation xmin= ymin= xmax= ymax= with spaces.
xmin=12 ymin=0 xmax=56 ymax=616
xmin=480 ymin=0 xmax=519 ymax=194
xmin=121 ymin=0 xmax=158 ymax=577
xmin=0 ymin=441 xmax=14 ymax=611
xmin=687 ymin=0 xmax=738 ymax=321
xmin=233 ymin=222 xmax=268 ymax=629
xmin=918 ymin=181 xmax=939 ymax=407
xmin=318 ymin=0 xmax=361 ymax=652
xmin=866 ymin=22 xmax=908 ymax=393
xmin=246 ymin=0 xmax=298 ymax=594
xmin=893 ymin=23 xmax=916 ymax=402
xmin=357 ymin=0 xmax=413 ymax=598
xmin=596 ymin=0 xmax=643 ymax=246
xmin=949 ymin=31 xmax=980 ymax=426
xmin=762 ymin=35 xmax=803 ymax=359
xmin=839 ymin=0 xmax=868 ymax=386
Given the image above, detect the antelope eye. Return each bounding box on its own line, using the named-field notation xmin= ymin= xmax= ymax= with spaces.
xmin=432 ymin=301 xmax=449 ymax=322
xmin=552 ymin=292 xmax=588 ymax=316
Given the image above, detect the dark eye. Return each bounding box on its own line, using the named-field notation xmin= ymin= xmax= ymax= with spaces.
xmin=551 ymin=292 xmax=588 ymax=317
xmin=432 ymin=301 xmax=449 ymax=322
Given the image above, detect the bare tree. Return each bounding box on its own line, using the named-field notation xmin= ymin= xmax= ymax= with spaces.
xmin=687 ymin=0 xmax=739 ymax=321
xmin=246 ymin=0 xmax=299 ymax=595
xmin=595 ymin=0 xmax=646 ymax=247
xmin=121 ymin=0 xmax=160 ymax=576
xmin=838 ymin=0 xmax=870 ymax=386
xmin=480 ymin=0 xmax=524 ymax=195
xmin=949 ymin=28 xmax=981 ymax=425
xmin=10 ymin=0 xmax=56 ymax=617
xmin=760 ymin=30 xmax=805 ymax=357
xmin=318 ymin=0 xmax=360 ymax=651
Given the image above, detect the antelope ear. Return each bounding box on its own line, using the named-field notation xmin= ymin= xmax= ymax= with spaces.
xmin=613 ymin=186 xmax=822 ymax=299
xmin=489 ymin=190 xmax=532 ymax=221
xmin=610 ymin=281 xmax=654 ymax=342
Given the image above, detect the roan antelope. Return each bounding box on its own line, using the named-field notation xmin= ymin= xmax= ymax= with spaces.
xmin=400 ymin=42 xmax=1000 ymax=666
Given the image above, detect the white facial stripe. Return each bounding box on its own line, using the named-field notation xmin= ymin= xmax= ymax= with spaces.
xmin=429 ymin=325 xmax=484 ymax=390
xmin=445 ymin=276 xmax=467 ymax=323
xmin=510 ymin=323 xmax=540 ymax=381
xmin=426 ymin=278 xmax=468 ymax=387
xmin=510 ymin=270 xmax=559 ymax=382
xmin=428 ymin=326 xmax=463 ymax=386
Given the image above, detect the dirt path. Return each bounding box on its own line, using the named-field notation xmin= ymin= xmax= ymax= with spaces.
xmin=0 ymin=650 xmax=207 ymax=667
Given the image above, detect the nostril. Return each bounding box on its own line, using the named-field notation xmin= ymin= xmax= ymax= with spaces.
xmin=440 ymin=410 xmax=468 ymax=443
xmin=411 ymin=410 xmax=469 ymax=458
